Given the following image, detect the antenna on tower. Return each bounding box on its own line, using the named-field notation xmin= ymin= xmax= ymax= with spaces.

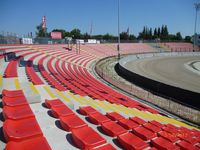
xmin=90 ymin=20 xmax=93 ymax=36
xmin=42 ymin=16 xmax=47 ymax=36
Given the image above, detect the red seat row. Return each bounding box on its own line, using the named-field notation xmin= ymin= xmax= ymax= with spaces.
xmin=78 ymin=106 xmax=199 ymax=150
xmin=79 ymin=106 xmax=152 ymax=149
xmin=2 ymin=89 xmax=51 ymax=150
xmin=4 ymin=57 xmax=20 ymax=78
xmin=26 ymin=58 xmax=44 ymax=85
xmin=45 ymin=99 xmax=115 ymax=149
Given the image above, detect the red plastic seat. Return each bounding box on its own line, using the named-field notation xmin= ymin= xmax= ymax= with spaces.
xmin=45 ymin=99 xmax=65 ymax=108
xmin=130 ymin=117 xmax=146 ymax=125
xmin=149 ymin=120 xmax=163 ymax=128
xmin=51 ymin=105 xmax=74 ymax=118
xmin=195 ymin=143 xmax=200 ymax=149
xmin=157 ymin=131 xmax=179 ymax=143
xmin=106 ymin=112 xmax=125 ymax=121
xmin=151 ymin=137 xmax=180 ymax=150
xmin=132 ymin=126 xmax=156 ymax=141
xmin=60 ymin=115 xmax=87 ymax=131
xmin=79 ymin=106 xmax=97 ymax=116
xmin=176 ymin=140 xmax=197 ymax=150
xmin=2 ymin=89 xmax=24 ymax=97
xmin=72 ymin=126 xmax=106 ymax=149
xmin=117 ymin=133 xmax=149 ymax=150
xmin=3 ymin=117 xmax=43 ymax=142
xmin=3 ymin=105 xmax=34 ymax=120
xmin=91 ymin=144 xmax=116 ymax=150
xmin=4 ymin=59 xmax=18 ymax=78
xmin=5 ymin=136 xmax=51 ymax=150
xmin=118 ymin=119 xmax=139 ymax=130
xmin=2 ymin=96 xmax=28 ymax=106
xmin=179 ymin=136 xmax=198 ymax=145
xmin=101 ymin=121 xmax=127 ymax=137
xmin=143 ymin=123 xmax=161 ymax=133
xmin=162 ymin=124 xmax=178 ymax=134
xmin=88 ymin=112 xmax=111 ymax=125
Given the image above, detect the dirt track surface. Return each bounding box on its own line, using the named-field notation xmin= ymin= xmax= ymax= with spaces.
xmin=124 ymin=56 xmax=200 ymax=93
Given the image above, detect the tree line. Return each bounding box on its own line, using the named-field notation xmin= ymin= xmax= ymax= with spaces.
xmin=36 ymin=24 xmax=191 ymax=42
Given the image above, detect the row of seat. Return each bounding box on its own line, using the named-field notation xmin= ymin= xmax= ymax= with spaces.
xmin=45 ymin=99 xmax=115 ymax=149
xmin=38 ymin=55 xmax=67 ymax=91
xmin=25 ymin=53 xmax=44 ymax=85
xmin=27 ymin=46 xmax=159 ymax=115
xmin=79 ymin=106 xmax=152 ymax=149
xmin=79 ymin=106 xmax=200 ymax=150
xmin=4 ymin=56 xmax=21 ymax=78
xmin=1 ymin=89 xmax=51 ymax=150
xmin=1 ymin=45 xmax=200 ymax=150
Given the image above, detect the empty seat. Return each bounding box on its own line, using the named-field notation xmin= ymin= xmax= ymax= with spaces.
xmin=101 ymin=121 xmax=127 ymax=137
xmin=4 ymin=59 xmax=18 ymax=78
xmin=162 ymin=124 xmax=178 ymax=134
xmin=179 ymin=135 xmax=198 ymax=145
xmin=91 ymin=144 xmax=116 ymax=150
xmin=143 ymin=123 xmax=161 ymax=133
xmin=106 ymin=112 xmax=125 ymax=121
xmin=60 ymin=115 xmax=88 ymax=131
xmin=118 ymin=119 xmax=139 ymax=130
xmin=72 ymin=126 xmax=106 ymax=149
xmin=149 ymin=120 xmax=163 ymax=128
xmin=3 ymin=105 xmax=34 ymax=120
xmin=176 ymin=140 xmax=197 ymax=150
xmin=132 ymin=126 xmax=156 ymax=141
xmin=3 ymin=117 xmax=43 ymax=142
xmin=117 ymin=133 xmax=149 ymax=150
xmin=195 ymin=143 xmax=200 ymax=149
xmin=2 ymin=96 xmax=28 ymax=107
xmin=2 ymin=89 xmax=24 ymax=97
xmin=88 ymin=112 xmax=111 ymax=125
xmin=151 ymin=137 xmax=180 ymax=150
xmin=5 ymin=136 xmax=51 ymax=150
xmin=130 ymin=117 xmax=146 ymax=125
xmin=157 ymin=131 xmax=179 ymax=143
xmin=51 ymin=105 xmax=74 ymax=118
xmin=79 ymin=106 xmax=97 ymax=116
xmin=45 ymin=99 xmax=65 ymax=108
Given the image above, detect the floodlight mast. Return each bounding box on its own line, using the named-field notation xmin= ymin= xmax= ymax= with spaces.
xmin=117 ymin=0 xmax=121 ymax=61
xmin=193 ymin=3 xmax=200 ymax=51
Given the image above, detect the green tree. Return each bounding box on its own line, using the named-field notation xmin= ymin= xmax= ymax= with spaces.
xmin=129 ymin=34 xmax=136 ymax=40
xmin=184 ymin=36 xmax=191 ymax=43
xmin=157 ymin=27 xmax=161 ymax=38
xmin=36 ymin=23 xmax=47 ymax=37
xmin=120 ymin=32 xmax=129 ymax=40
xmin=176 ymin=32 xmax=182 ymax=40
xmin=70 ymin=28 xmax=81 ymax=39
xmin=103 ymin=33 xmax=113 ymax=40
xmin=149 ymin=28 xmax=153 ymax=39
xmin=154 ymin=28 xmax=158 ymax=38
xmin=82 ymin=32 xmax=91 ymax=39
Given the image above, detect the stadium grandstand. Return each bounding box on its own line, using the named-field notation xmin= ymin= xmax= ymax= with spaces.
xmin=1 ymin=0 xmax=200 ymax=150
xmin=0 ymin=42 xmax=200 ymax=150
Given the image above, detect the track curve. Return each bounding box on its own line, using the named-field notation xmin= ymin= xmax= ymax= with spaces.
xmin=116 ymin=53 xmax=200 ymax=109
xmin=124 ymin=56 xmax=200 ymax=93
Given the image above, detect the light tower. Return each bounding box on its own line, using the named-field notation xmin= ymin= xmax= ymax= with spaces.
xmin=193 ymin=3 xmax=200 ymax=50
xmin=117 ymin=0 xmax=121 ymax=61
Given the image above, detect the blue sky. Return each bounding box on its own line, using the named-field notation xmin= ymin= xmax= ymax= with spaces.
xmin=0 ymin=0 xmax=199 ymax=37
